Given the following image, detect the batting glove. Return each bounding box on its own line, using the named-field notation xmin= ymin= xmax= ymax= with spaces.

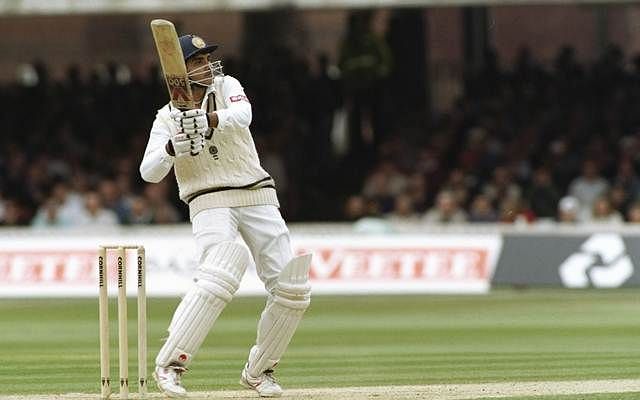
xmin=170 ymin=132 xmax=204 ymax=157
xmin=170 ymin=109 xmax=207 ymax=157
xmin=172 ymin=109 xmax=209 ymax=136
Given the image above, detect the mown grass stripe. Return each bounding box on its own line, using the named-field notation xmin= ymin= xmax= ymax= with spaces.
xmin=1 ymin=290 xmax=638 ymax=396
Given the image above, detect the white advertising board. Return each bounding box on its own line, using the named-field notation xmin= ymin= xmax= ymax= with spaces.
xmin=0 ymin=230 xmax=502 ymax=297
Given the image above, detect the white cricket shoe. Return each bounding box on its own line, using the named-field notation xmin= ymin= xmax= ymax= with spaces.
xmin=240 ymin=364 xmax=283 ymax=397
xmin=153 ymin=363 xmax=187 ymax=398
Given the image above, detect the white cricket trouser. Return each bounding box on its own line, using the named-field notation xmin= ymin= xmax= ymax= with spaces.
xmin=192 ymin=205 xmax=293 ymax=292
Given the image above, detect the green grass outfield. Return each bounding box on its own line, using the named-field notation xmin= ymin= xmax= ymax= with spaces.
xmin=0 ymin=289 xmax=638 ymax=399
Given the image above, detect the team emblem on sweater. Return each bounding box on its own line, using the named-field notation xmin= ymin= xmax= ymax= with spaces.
xmin=209 ymin=145 xmax=219 ymax=160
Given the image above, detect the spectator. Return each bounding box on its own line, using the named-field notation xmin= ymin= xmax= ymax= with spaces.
xmin=589 ymin=196 xmax=623 ymax=224
xmin=482 ymin=165 xmax=521 ymax=205
xmin=31 ymin=198 xmax=64 ymax=228
xmin=468 ymin=194 xmax=498 ymax=222
xmin=569 ymin=160 xmax=609 ymax=220
xmin=387 ymin=193 xmax=420 ymax=222
xmin=126 ymin=196 xmax=153 ymax=225
xmin=626 ymin=202 xmax=640 ymax=223
xmin=49 ymin=180 xmax=84 ymax=224
xmin=363 ymin=197 xmax=383 ymax=218
xmin=423 ymin=190 xmax=467 ymax=224
xmin=344 ymin=195 xmax=392 ymax=233
xmin=0 ymin=199 xmax=30 ymax=226
xmin=405 ymin=173 xmax=428 ymax=212
xmin=362 ymin=161 xmax=407 ymax=213
xmin=613 ymin=160 xmax=640 ymax=201
xmin=98 ymin=178 xmax=129 ymax=223
xmin=344 ymin=195 xmax=367 ymax=221
xmin=499 ymin=198 xmax=534 ymax=224
xmin=75 ymin=191 xmax=119 ymax=227
xmin=527 ymin=167 xmax=560 ymax=220
xmin=557 ymin=196 xmax=580 ymax=224
xmin=608 ymin=184 xmax=631 ymax=216
xmin=441 ymin=168 xmax=474 ymax=209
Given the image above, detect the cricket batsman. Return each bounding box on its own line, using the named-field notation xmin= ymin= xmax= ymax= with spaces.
xmin=139 ymin=34 xmax=311 ymax=398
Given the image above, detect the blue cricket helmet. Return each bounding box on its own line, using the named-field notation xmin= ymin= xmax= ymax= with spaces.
xmin=178 ymin=34 xmax=218 ymax=60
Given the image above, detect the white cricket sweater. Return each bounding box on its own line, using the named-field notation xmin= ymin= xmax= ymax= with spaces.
xmin=139 ymin=75 xmax=279 ymax=220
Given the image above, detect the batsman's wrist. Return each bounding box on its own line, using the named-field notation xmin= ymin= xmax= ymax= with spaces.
xmin=207 ymin=112 xmax=219 ymax=128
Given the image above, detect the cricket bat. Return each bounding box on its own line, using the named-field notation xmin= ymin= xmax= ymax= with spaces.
xmin=150 ymin=19 xmax=196 ymax=110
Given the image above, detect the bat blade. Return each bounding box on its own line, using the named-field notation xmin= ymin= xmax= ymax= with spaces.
xmin=150 ymin=19 xmax=196 ymax=110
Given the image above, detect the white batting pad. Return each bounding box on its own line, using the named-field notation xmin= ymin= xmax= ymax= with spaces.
xmin=157 ymin=242 xmax=249 ymax=367
xmin=155 ymin=287 xmax=226 ymax=367
xmin=195 ymin=241 xmax=250 ymax=302
xmin=247 ymin=254 xmax=311 ymax=377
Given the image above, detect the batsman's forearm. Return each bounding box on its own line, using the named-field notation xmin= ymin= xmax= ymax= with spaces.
xmin=140 ymin=147 xmax=174 ymax=183
xmin=140 ymin=116 xmax=176 ymax=182
xmin=214 ymin=102 xmax=252 ymax=130
xmin=140 ymin=130 xmax=175 ymax=183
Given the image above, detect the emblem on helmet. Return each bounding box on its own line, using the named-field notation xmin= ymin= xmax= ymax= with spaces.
xmin=192 ymin=36 xmax=206 ymax=49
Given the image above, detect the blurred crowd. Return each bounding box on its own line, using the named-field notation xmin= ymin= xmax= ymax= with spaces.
xmin=3 ymin=10 xmax=640 ymax=227
xmin=347 ymin=44 xmax=640 ymax=226
xmin=0 ymin=59 xmax=183 ymax=227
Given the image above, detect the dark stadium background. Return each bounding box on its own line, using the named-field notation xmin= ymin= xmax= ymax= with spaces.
xmin=2 ymin=5 xmax=640 ymax=226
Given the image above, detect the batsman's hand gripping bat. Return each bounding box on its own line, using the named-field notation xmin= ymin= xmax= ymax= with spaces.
xmin=151 ymin=19 xmax=201 ymax=156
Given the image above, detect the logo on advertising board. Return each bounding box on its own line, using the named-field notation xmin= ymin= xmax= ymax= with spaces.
xmin=0 ymin=250 xmax=96 ymax=285
xmin=303 ymin=247 xmax=490 ymax=281
xmin=558 ymin=233 xmax=634 ymax=288
xmin=293 ymin=235 xmax=503 ymax=294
